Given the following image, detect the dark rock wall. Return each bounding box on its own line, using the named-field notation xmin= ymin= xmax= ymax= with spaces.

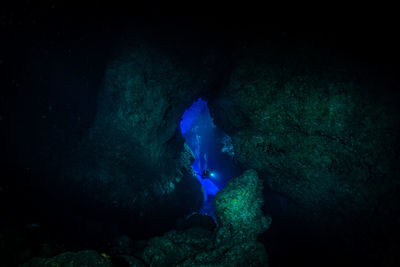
xmin=209 ymin=42 xmax=400 ymax=263
xmin=66 ymin=35 xmax=227 ymax=234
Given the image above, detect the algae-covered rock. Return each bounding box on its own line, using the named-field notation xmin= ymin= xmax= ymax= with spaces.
xmin=142 ymin=227 xmax=214 ymax=266
xmin=140 ymin=226 xmax=269 ymax=267
xmin=64 ymin=35 xmax=224 ymax=233
xmin=215 ymin=169 xmax=271 ymax=244
xmin=19 ymin=250 xmax=112 ymax=267
xmin=210 ymin=44 xmax=400 ymax=228
xmin=136 ymin=169 xmax=270 ymax=266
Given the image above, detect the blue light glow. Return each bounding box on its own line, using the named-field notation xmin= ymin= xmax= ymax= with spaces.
xmin=180 ymin=98 xmax=243 ymax=218
xmin=180 ymin=98 xmax=220 ymax=216
xmin=180 ymin=99 xmax=208 ymax=135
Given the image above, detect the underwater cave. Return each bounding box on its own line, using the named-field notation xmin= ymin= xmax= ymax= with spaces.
xmin=180 ymin=98 xmax=243 ymax=218
xmin=1 ymin=11 xmax=400 ymax=267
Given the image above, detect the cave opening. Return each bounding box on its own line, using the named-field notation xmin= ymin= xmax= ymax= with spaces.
xmin=180 ymin=98 xmax=243 ymax=218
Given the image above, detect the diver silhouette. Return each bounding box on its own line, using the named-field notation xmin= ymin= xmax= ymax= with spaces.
xmin=201 ymin=168 xmax=214 ymax=179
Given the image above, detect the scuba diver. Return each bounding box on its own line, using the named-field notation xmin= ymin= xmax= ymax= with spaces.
xmin=201 ymin=168 xmax=215 ymax=179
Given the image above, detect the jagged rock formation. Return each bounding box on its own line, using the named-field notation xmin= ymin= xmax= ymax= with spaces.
xmin=209 ymin=43 xmax=400 ymax=229
xmin=131 ymin=169 xmax=271 ymax=266
xmin=64 ymin=36 xmax=226 ymax=233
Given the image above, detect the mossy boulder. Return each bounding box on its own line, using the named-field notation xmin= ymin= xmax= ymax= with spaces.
xmin=135 ymin=169 xmax=270 ymax=266
xmin=215 ymin=169 xmax=271 ymax=244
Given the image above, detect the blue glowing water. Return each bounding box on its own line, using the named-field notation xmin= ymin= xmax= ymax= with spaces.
xmin=180 ymin=98 xmax=242 ymax=217
xmin=180 ymin=99 xmax=208 ymax=135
